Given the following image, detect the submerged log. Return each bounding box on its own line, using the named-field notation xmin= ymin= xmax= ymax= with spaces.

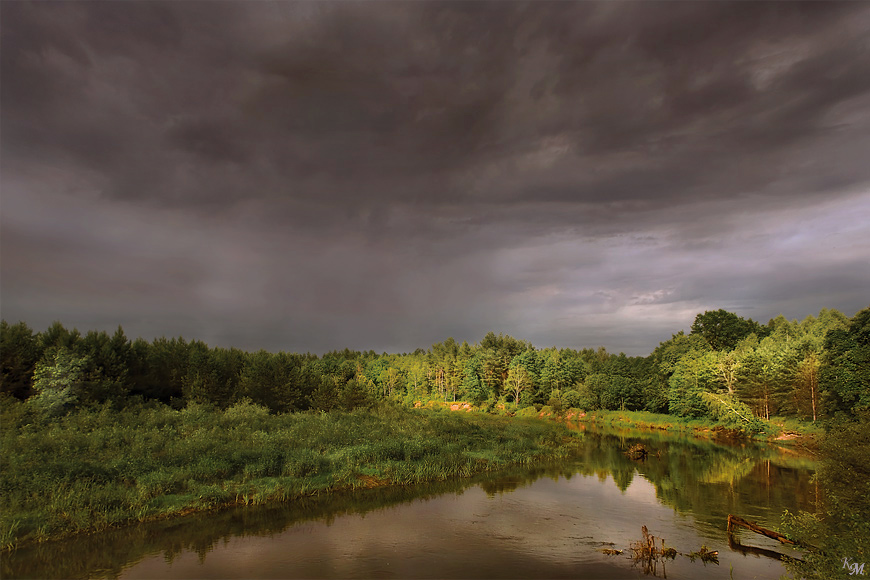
xmin=727 ymin=533 xmax=801 ymax=562
xmin=727 ymin=514 xmax=795 ymax=545
xmin=728 ymin=514 xmax=821 ymax=555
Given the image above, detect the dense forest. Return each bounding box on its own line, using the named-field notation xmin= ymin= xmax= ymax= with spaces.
xmin=2 ymin=307 xmax=868 ymax=431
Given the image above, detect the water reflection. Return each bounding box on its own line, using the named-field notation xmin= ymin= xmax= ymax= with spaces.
xmin=1 ymin=425 xmax=818 ymax=580
xmin=568 ymin=423 xmax=818 ymax=531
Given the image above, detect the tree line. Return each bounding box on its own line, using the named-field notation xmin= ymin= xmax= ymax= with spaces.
xmin=2 ymin=306 xmax=868 ymax=426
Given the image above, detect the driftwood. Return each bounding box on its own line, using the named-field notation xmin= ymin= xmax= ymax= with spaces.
xmin=727 ymin=534 xmax=794 ymax=561
xmin=727 ymin=514 xmax=821 ymax=558
xmin=727 ymin=514 xmax=795 ymax=544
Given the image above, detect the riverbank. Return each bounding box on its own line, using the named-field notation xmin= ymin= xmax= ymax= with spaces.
xmin=564 ymin=409 xmax=820 ymax=443
xmin=0 ymin=397 xmax=581 ymax=551
xmin=415 ymin=400 xmax=822 ymax=450
xmin=571 ymin=411 xmax=823 ymax=455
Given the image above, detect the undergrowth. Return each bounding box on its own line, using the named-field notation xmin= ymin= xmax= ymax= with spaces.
xmin=0 ymin=397 xmax=579 ymax=550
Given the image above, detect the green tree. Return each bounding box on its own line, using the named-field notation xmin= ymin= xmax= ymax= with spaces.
xmin=646 ymin=332 xmax=711 ymax=413
xmin=462 ymin=354 xmax=488 ymax=404
xmin=821 ymin=307 xmax=870 ymax=416
xmin=549 ymin=387 xmax=582 ymax=411
xmin=75 ymin=327 xmax=131 ymax=405
xmin=480 ymin=348 xmax=507 ymax=401
xmin=578 ymin=373 xmax=609 ymax=410
xmin=599 ymin=353 xmax=644 ymax=411
xmin=713 ymin=351 xmax=742 ymax=394
xmin=239 ymin=350 xmax=283 ymax=411
xmin=738 ymin=333 xmax=798 ymax=420
xmin=0 ymin=320 xmax=40 ymax=399
xmin=378 ymin=366 xmax=403 ymax=398
xmin=537 ymin=348 xmax=566 ymax=402
xmin=143 ymin=336 xmax=190 ymax=402
xmin=182 ymin=342 xmax=243 ymax=409
xmin=690 ymin=309 xmax=762 ymax=351
xmin=505 ymin=365 xmax=532 ymax=404
xmin=600 ymin=375 xmax=635 ymax=410
xmin=510 ymin=349 xmax=540 ymax=399
xmin=794 ymin=351 xmax=821 ymax=421
xmin=698 ymin=391 xmax=767 ymax=434
xmin=339 ymin=378 xmax=373 ymax=410
xmin=30 ymin=348 xmax=89 ymax=415
xmin=799 ymin=308 xmax=850 ymax=351
xmin=458 ymin=340 xmax=474 ymax=360
xmin=308 ymin=376 xmax=338 ymax=411
xmin=478 ymin=332 xmax=528 ymax=398
xmin=404 ymin=359 xmax=429 ymax=399
xmin=37 ymin=321 xmax=80 ymax=353
xmin=668 ymin=350 xmax=717 ymax=418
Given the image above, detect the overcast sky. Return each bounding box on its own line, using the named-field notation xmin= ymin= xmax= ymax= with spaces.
xmin=2 ymin=2 xmax=869 ymax=356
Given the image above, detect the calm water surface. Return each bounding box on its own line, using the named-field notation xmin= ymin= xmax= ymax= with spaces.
xmin=2 ymin=424 xmax=817 ymax=579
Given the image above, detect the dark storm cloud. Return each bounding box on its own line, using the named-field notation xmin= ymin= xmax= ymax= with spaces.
xmin=2 ymin=1 xmax=869 ymax=354
xmin=5 ymin=1 xmax=870 ymax=212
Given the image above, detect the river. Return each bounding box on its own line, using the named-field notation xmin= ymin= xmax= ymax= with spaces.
xmin=1 ymin=423 xmax=817 ymax=579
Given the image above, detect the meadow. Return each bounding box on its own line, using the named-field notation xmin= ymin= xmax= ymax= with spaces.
xmin=0 ymin=397 xmax=579 ymax=550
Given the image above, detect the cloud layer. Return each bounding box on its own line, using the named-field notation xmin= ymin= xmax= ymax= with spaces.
xmin=2 ymin=2 xmax=869 ymax=354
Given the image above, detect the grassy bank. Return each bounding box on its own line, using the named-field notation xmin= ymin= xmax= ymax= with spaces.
xmin=558 ymin=409 xmax=822 ymax=443
xmin=412 ymin=399 xmax=823 ymax=444
xmin=0 ymin=397 xmax=580 ymax=551
xmin=568 ymin=409 xmax=736 ymax=433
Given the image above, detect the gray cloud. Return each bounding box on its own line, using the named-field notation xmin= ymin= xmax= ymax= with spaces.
xmin=2 ymin=1 xmax=869 ymax=355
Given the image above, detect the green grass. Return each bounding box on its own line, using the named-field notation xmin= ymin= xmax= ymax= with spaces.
xmin=564 ymin=408 xmax=817 ymax=441
xmin=768 ymin=415 xmax=825 ymax=437
xmin=568 ymin=409 xmax=720 ymax=432
xmin=0 ymin=397 xmax=580 ymax=550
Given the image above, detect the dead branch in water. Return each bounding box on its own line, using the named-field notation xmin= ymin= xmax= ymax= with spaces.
xmin=727 ymin=514 xmax=795 ymax=545
xmin=727 ymin=533 xmax=804 ymax=562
